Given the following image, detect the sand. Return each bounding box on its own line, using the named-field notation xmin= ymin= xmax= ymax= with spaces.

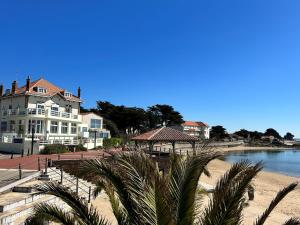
xmin=201 ymin=159 xmax=300 ymax=225
xmin=92 ymin=146 xmax=300 ymax=225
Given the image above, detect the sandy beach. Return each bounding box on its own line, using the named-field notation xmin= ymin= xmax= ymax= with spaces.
xmin=92 ymin=146 xmax=300 ymax=225
xmin=216 ymin=145 xmax=294 ymax=153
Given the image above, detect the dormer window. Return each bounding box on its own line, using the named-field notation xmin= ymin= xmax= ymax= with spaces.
xmin=34 ymin=87 xmax=48 ymax=93
xmin=64 ymin=92 xmax=71 ymax=97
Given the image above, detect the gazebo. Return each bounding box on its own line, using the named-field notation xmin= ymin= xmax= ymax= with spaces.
xmin=131 ymin=127 xmax=199 ymax=155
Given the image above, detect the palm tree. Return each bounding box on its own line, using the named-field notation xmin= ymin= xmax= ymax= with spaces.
xmin=27 ymin=150 xmax=300 ymax=225
xmin=25 ymin=182 xmax=110 ymax=225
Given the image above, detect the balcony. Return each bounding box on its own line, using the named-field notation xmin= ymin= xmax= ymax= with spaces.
xmin=1 ymin=108 xmax=79 ymax=120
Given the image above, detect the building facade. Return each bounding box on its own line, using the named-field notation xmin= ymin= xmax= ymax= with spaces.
xmin=182 ymin=121 xmax=210 ymax=139
xmin=0 ymin=77 xmax=110 ymax=151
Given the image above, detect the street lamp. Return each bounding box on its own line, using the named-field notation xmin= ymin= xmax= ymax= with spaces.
xmin=31 ymin=126 xmax=35 ymax=155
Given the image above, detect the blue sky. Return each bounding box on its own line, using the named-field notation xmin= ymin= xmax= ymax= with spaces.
xmin=1 ymin=0 xmax=300 ymax=136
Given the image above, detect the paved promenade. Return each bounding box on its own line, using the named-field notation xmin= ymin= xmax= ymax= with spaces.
xmin=0 ymin=151 xmax=111 ymax=170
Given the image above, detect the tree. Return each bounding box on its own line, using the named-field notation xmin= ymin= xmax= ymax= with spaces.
xmin=96 ymin=101 xmax=147 ymax=135
xmin=250 ymin=131 xmax=264 ymax=140
xmin=27 ymin=151 xmax=300 ymax=225
xmin=234 ymin=129 xmax=250 ymax=139
xmin=265 ymin=128 xmax=282 ymax=139
xmin=210 ymin=125 xmax=229 ymax=140
xmin=284 ymin=132 xmax=294 ymax=141
xmin=147 ymin=104 xmax=184 ymax=128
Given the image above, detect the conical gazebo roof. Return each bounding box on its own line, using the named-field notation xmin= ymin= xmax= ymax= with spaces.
xmin=132 ymin=127 xmax=199 ymax=142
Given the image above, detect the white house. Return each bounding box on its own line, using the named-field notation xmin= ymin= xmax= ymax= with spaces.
xmin=182 ymin=121 xmax=210 ymax=139
xmin=0 ymin=77 xmax=110 ymax=152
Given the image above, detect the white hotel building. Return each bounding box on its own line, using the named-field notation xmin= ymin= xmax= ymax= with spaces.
xmin=182 ymin=121 xmax=210 ymax=139
xmin=0 ymin=77 xmax=110 ymax=152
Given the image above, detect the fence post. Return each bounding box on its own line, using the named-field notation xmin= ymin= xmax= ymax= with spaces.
xmin=88 ymin=186 xmax=92 ymax=203
xmin=60 ymin=167 xmax=63 ymax=184
xmin=180 ymin=149 xmax=182 ymax=155
xmin=76 ymin=177 xmax=79 ymax=195
xmin=58 ymin=154 xmax=60 ymax=160
xmin=45 ymin=157 xmax=48 ymax=174
xmin=11 ymin=154 xmax=13 ymax=159
xmin=186 ymin=150 xmax=189 ymax=156
xmin=18 ymin=164 xmax=22 ymax=179
xmin=81 ymin=153 xmax=83 ymax=160
xmin=21 ymin=149 xmax=24 ymax=157
xmin=158 ymin=147 xmax=161 ymax=159
xmin=38 ymin=157 xmax=41 ymax=171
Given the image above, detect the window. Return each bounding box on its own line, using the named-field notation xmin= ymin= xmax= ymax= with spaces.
xmin=100 ymin=132 xmax=109 ymax=139
xmin=61 ymin=122 xmax=68 ymax=134
xmin=82 ymin=127 xmax=88 ymax=132
xmin=1 ymin=121 xmax=7 ymax=132
xmin=9 ymin=120 xmax=16 ymax=132
xmin=91 ymin=119 xmax=101 ymax=129
xmin=50 ymin=121 xmax=58 ymax=133
xmin=35 ymin=87 xmax=48 ymax=93
xmin=64 ymin=92 xmax=71 ymax=97
xmin=36 ymin=120 xmax=43 ymax=134
xmin=17 ymin=120 xmax=25 ymax=134
xmin=28 ymin=120 xmax=44 ymax=134
xmin=65 ymin=104 xmax=72 ymax=113
xmin=71 ymin=123 xmax=77 ymax=134
xmin=51 ymin=104 xmax=59 ymax=111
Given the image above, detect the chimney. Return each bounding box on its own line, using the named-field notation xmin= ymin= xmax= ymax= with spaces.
xmin=77 ymin=86 xmax=81 ymax=98
xmin=0 ymin=84 xmax=3 ymax=96
xmin=26 ymin=76 xmax=31 ymax=92
xmin=12 ymin=80 xmax=17 ymax=95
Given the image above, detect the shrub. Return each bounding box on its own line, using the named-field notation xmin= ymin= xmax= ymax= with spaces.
xmin=73 ymin=144 xmax=87 ymax=152
xmin=103 ymin=138 xmax=123 ymax=148
xmin=40 ymin=144 xmax=70 ymax=155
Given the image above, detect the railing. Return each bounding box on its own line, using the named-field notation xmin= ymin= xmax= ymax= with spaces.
xmin=1 ymin=108 xmax=79 ymax=120
xmin=39 ymin=139 xmax=79 ymax=145
xmin=47 ymin=166 xmax=93 ymax=202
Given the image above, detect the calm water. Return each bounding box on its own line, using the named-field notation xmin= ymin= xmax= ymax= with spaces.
xmin=223 ymin=150 xmax=300 ymax=177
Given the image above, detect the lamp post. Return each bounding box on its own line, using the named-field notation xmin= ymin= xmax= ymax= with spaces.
xmin=31 ymin=127 xmax=35 ymax=155
xmin=94 ymin=130 xmax=97 ymax=149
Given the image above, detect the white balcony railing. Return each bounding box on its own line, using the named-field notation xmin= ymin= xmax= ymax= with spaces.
xmin=1 ymin=108 xmax=79 ymax=120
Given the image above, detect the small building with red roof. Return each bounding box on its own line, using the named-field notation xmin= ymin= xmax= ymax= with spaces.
xmin=182 ymin=121 xmax=210 ymax=139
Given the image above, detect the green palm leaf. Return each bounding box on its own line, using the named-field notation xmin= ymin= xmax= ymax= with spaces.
xmin=254 ymin=182 xmax=298 ymax=225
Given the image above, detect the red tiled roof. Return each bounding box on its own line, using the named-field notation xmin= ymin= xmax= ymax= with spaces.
xmin=183 ymin=121 xmax=209 ymax=127
xmin=132 ymin=127 xmax=199 ymax=142
xmin=3 ymin=78 xmax=82 ymax=102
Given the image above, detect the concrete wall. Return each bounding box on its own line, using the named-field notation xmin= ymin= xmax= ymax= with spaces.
xmin=0 ymin=139 xmax=39 ymax=154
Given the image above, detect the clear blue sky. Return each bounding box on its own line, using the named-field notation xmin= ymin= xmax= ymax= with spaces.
xmin=1 ymin=1 xmax=300 ymax=137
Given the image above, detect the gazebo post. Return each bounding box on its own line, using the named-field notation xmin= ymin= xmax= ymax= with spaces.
xmin=149 ymin=141 xmax=154 ymax=153
xmin=192 ymin=141 xmax=196 ymax=156
xmin=172 ymin=141 xmax=176 ymax=154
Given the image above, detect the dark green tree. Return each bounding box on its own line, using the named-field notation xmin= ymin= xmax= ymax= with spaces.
xmin=210 ymin=125 xmax=229 ymax=140
xmin=234 ymin=129 xmax=250 ymax=139
xmin=264 ymin=128 xmax=282 ymax=139
xmin=284 ymin=132 xmax=294 ymax=141
xmin=147 ymin=104 xmax=183 ymax=128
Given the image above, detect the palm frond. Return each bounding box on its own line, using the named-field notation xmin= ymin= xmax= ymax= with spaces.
xmin=36 ymin=182 xmax=109 ymax=225
xmin=282 ymin=218 xmax=300 ymax=225
xmin=200 ymin=161 xmax=263 ymax=225
xmin=143 ymin=175 xmax=172 ymax=225
xmin=82 ymin=158 xmax=142 ymax=225
xmin=169 ymin=151 xmax=221 ymax=225
xmin=105 ymin=184 xmax=130 ymax=225
xmin=25 ymin=202 xmax=75 ymax=225
xmin=254 ymin=182 xmax=298 ymax=225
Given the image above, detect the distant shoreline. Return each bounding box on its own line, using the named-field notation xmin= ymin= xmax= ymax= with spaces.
xmin=215 ymin=145 xmax=296 ymax=153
